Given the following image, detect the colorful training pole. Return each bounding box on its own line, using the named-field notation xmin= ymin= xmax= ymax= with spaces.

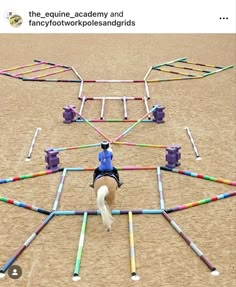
xmin=114 ymin=105 xmax=158 ymax=142
xmin=0 ymin=196 xmax=50 ymax=215
xmin=0 ymin=212 xmax=55 ymax=278
xmin=166 ymin=191 xmax=236 ymax=213
xmin=54 ymin=143 xmax=100 ymax=152
xmin=113 ymin=141 xmax=167 ymax=148
xmin=157 ymin=167 xmax=165 ymax=209
xmin=29 ymin=68 xmax=71 ymax=79
xmin=76 ymin=119 xmax=153 ymax=123
xmin=55 ymin=209 xmax=164 ymax=215
xmin=185 ymin=127 xmax=201 ymax=160
xmin=25 ymin=127 xmax=41 ymax=161
xmin=0 ymin=168 xmax=64 ymax=185
xmin=128 ymin=211 xmax=140 ymax=281
xmin=70 ymin=107 xmax=112 ymax=142
xmin=66 ymin=166 xmax=157 ymax=172
xmin=0 ymin=61 xmax=44 ymax=73
xmin=162 ymin=211 xmax=219 ymax=275
xmin=160 ymin=166 xmax=236 ymax=186
xmin=73 ymin=212 xmax=88 ymax=281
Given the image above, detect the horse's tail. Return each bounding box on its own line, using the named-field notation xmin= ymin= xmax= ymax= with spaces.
xmin=97 ymin=185 xmax=114 ymax=230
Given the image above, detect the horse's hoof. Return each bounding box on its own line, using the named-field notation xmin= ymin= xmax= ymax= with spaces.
xmin=107 ymin=228 xmax=111 ymax=232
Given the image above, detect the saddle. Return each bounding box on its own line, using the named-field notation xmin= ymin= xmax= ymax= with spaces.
xmin=95 ymin=171 xmax=119 ymax=185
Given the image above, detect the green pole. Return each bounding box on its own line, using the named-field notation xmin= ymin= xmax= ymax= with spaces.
xmin=73 ymin=212 xmax=88 ymax=281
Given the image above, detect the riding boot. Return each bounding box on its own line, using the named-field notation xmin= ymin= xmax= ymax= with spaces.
xmin=114 ymin=170 xmax=123 ymax=187
xmin=118 ymin=180 xmax=124 ymax=188
xmin=89 ymin=173 xmax=96 ymax=188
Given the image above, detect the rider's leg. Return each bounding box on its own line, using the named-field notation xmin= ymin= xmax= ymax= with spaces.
xmin=112 ymin=167 xmax=123 ymax=187
xmin=89 ymin=167 xmax=100 ymax=188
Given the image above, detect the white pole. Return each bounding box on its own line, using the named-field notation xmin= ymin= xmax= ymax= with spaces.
xmin=123 ymin=97 xmax=128 ymax=120
xmin=78 ymin=80 xmax=84 ymax=99
xmin=86 ymin=96 xmax=142 ymax=100
xmin=72 ymin=67 xmax=83 ymax=81
xmin=144 ymin=66 xmax=153 ymax=80
xmin=144 ymin=81 xmax=151 ymax=99
xmin=25 ymin=128 xmax=41 ymax=161
xmin=100 ymin=97 xmax=106 ymax=120
xmin=78 ymin=97 xmax=86 ymax=119
xmin=143 ymin=96 xmax=151 ymax=119
xmin=185 ymin=127 xmax=202 ymax=160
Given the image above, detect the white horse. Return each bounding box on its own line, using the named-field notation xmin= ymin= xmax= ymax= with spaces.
xmin=94 ymin=175 xmax=118 ymax=231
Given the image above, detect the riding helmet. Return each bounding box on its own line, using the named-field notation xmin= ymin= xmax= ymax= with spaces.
xmin=101 ymin=140 xmax=110 ymax=150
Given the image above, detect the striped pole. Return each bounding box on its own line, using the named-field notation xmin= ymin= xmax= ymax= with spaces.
xmin=203 ymin=65 xmax=234 ymax=77
xmin=66 ymin=166 xmax=157 ymax=172
xmin=144 ymin=81 xmax=151 ymax=99
xmin=54 ymin=142 xmax=100 ymax=152
xmin=73 ymin=212 xmax=88 ymax=281
xmin=0 ymin=168 xmax=64 ymax=185
xmin=185 ymin=127 xmax=201 ymax=160
xmin=165 ymin=63 xmax=210 ymax=73
xmin=30 ymin=68 xmax=72 ymax=79
xmin=53 ymin=168 xmax=67 ymax=211
xmin=0 ymin=196 xmax=50 ymax=215
xmin=153 ymin=67 xmax=195 ymax=77
xmin=100 ymin=97 xmax=106 ymax=120
xmin=162 ymin=211 xmax=219 ymax=275
xmin=166 ymin=191 xmax=236 ymax=213
xmin=114 ymin=105 xmax=158 ymax=142
xmin=70 ymin=107 xmax=112 ymax=142
xmin=76 ymin=119 xmax=153 ymax=123
xmin=157 ymin=167 xmax=165 ymax=209
xmin=33 ymin=59 xmax=71 ymax=69
xmin=160 ymin=166 xmax=236 ymax=186
xmin=179 ymin=59 xmax=228 ymax=69
xmin=0 ymin=61 xmax=44 ymax=73
xmin=147 ymin=75 xmax=203 ymax=83
xmin=113 ymin=141 xmax=167 ymax=148
xmin=13 ymin=65 xmax=62 ymax=76
xmin=22 ymin=78 xmax=81 ymax=83
xmin=152 ymin=57 xmax=187 ymax=69
xmin=0 ymin=212 xmax=55 ymax=277
xmin=0 ymin=72 xmax=21 ymax=78
xmin=143 ymin=96 xmax=151 ymax=119
xmin=54 ymin=209 xmax=164 ymax=215
xmin=128 ymin=211 xmax=140 ymax=280
xmin=78 ymin=96 xmax=86 ymax=119
xmin=123 ymin=97 xmax=128 ymax=120
xmin=25 ymin=127 xmax=41 ymax=161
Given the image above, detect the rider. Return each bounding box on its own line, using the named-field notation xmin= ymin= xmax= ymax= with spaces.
xmin=89 ymin=140 xmax=123 ymax=188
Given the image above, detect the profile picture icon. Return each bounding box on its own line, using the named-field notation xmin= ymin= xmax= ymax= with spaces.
xmin=9 ymin=14 xmax=23 ymax=27
xmin=4 ymin=10 xmax=16 ymax=20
